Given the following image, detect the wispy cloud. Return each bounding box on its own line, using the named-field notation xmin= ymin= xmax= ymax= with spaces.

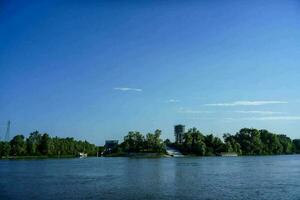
xmin=186 ymin=115 xmax=300 ymax=122
xmin=178 ymin=108 xmax=282 ymax=115
xmin=178 ymin=108 xmax=214 ymax=114
xmin=114 ymin=87 xmax=142 ymax=92
xmin=255 ymin=116 xmax=300 ymax=120
xmin=166 ymin=99 xmax=180 ymax=103
xmin=234 ymin=110 xmax=283 ymax=115
xmin=205 ymin=101 xmax=288 ymax=106
xmin=225 ymin=116 xmax=300 ymax=121
xmin=189 ymin=117 xmax=219 ymax=120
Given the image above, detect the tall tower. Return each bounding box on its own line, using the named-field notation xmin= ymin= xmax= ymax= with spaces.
xmin=5 ymin=120 xmax=10 ymax=142
xmin=174 ymin=124 xmax=185 ymax=144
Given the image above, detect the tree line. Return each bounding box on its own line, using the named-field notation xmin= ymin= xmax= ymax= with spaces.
xmin=105 ymin=127 xmax=300 ymax=156
xmin=0 ymin=131 xmax=98 ymax=158
xmin=1 ymin=128 xmax=299 ymax=158
xmin=172 ymin=127 xmax=300 ymax=156
xmin=104 ymin=130 xmax=165 ymax=155
xmin=170 ymin=127 xmax=224 ymax=156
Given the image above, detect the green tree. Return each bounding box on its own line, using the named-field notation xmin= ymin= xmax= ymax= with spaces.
xmin=235 ymin=128 xmax=263 ymax=155
xmin=10 ymin=135 xmax=26 ymax=156
xmin=250 ymin=129 xmax=263 ymax=155
xmin=39 ymin=133 xmax=52 ymax=155
xmin=260 ymin=129 xmax=273 ymax=154
xmin=293 ymin=139 xmax=300 ymax=153
xmin=223 ymin=133 xmax=241 ymax=155
xmin=182 ymin=131 xmax=193 ymax=153
xmin=26 ymin=131 xmax=42 ymax=155
xmin=182 ymin=128 xmax=206 ymax=155
xmin=278 ymin=135 xmax=294 ymax=154
xmin=145 ymin=129 xmax=164 ymax=152
xmin=122 ymin=131 xmax=145 ymax=153
xmin=205 ymin=134 xmax=225 ymax=155
xmin=270 ymin=134 xmax=283 ymax=154
xmin=0 ymin=141 xmax=11 ymax=157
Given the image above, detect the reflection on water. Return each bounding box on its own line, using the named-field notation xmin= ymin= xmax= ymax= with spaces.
xmin=0 ymin=156 xmax=300 ymax=200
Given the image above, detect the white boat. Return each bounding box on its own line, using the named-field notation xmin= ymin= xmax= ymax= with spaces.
xmin=79 ymin=152 xmax=87 ymax=158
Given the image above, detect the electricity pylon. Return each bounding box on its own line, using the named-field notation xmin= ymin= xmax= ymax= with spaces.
xmin=4 ymin=120 xmax=10 ymax=142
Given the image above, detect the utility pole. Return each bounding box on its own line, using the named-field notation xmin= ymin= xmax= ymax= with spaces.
xmin=5 ymin=120 xmax=10 ymax=142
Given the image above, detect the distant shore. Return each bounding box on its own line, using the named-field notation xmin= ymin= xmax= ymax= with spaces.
xmin=1 ymin=155 xmax=77 ymax=160
xmin=1 ymin=153 xmax=300 ymax=160
xmin=106 ymin=152 xmax=168 ymax=158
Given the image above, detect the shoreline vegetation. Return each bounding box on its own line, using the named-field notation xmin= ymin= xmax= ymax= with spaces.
xmin=105 ymin=128 xmax=300 ymax=157
xmin=0 ymin=131 xmax=99 ymax=159
xmin=1 ymin=128 xmax=300 ymax=159
xmin=2 ymin=155 xmax=76 ymax=160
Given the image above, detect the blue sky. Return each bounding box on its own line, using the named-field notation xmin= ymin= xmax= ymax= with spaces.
xmin=1 ymin=0 xmax=300 ymax=145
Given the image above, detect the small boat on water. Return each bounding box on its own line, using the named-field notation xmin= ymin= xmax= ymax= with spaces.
xmin=78 ymin=152 xmax=87 ymax=158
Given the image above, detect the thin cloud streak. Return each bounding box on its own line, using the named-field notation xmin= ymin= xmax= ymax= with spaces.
xmin=205 ymin=101 xmax=288 ymax=106
xmin=223 ymin=116 xmax=300 ymax=121
xmin=234 ymin=111 xmax=283 ymax=115
xmin=178 ymin=108 xmax=281 ymax=115
xmin=244 ymin=116 xmax=300 ymax=121
xmin=185 ymin=115 xmax=300 ymax=122
xmin=178 ymin=109 xmax=214 ymax=114
xmin=189 ymin=117 xmax=219 ymax=120
xmin=166 ymin=99 xmax=180 ymax=103
xmin=114 ymin=87 xmax=142 ymax=92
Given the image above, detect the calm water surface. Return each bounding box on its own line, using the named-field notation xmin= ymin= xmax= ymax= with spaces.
xmin=0 ymin=155 xmax=300 ymax=200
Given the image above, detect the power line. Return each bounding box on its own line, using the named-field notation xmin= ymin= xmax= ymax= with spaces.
xmin=5 ymin=120 xmax=10 ymax=142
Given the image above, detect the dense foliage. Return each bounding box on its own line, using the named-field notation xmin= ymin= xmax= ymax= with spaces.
xmin=292 ymin=139 xmax=300 ymax=154
xmin=118 ymin=129 xmax=165 ymax=153
xmin=0 ymin=131 xmax=98 ymax=158
xmin=173 ymin=127 xmax=300 ymax=156
xmin=171 ymin=128 xmax=225 ymax=156
xmin=225 ymin=128 xmax=297 ymax=155
xmin=1 ymin=128 xmax=299 ymax=158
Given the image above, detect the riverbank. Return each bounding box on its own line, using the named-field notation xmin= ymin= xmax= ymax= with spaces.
xmin=104 ymin=152 xmax=167 ymax=158
xmin=0 ymin=155 xmax=78 ymax=160
xmin=2 ymin=153 xmax=298 ymax=160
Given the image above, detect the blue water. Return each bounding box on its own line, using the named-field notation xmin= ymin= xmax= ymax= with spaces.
xmin=0 ymin=155 xmax=300 ymax=200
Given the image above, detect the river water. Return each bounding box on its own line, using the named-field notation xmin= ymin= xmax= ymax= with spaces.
xmin=0 ymin=155 xmax=299 ymax=200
